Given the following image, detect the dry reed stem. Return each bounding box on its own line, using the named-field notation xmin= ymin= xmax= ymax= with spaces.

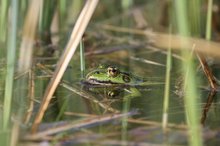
xmin=18 ymin=0 xmax=42 ymax=73
xmin=10 ymin=123 xmax=19 ymax=146
xmin=102 ymin=24 xmax=220 ymax=58
xmin=31 ymin=0 xmax=99 ymax=133
xmin=64 ymin=112 xmax=188 ymax=130
xmin=27 ymin=111 xmax=136 ymax=140
xmin=127 ymin=118 xmax=187 ymax=130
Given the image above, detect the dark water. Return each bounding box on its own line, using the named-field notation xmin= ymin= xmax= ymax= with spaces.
xmin=36 ymin=44 xmax=220 ymax=146
xmin=36 ymin=1 xmax=220 ymax=145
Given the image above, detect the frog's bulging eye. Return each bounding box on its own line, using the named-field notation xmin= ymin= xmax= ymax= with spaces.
xmin=96 ymin=71 xmax=100 ymax=74
xmin=107 ymin=66 xmax=119 ymax=77
xmin=123 ymin=75 xmax=130 ymax=83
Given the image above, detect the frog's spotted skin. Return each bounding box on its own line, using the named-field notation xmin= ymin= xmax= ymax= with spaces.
xmin=86 ymin=66 xmax=141 ymax=85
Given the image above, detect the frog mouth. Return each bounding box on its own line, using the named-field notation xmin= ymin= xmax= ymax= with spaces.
xmin=86 ymin=78 xmax=118 ymax=85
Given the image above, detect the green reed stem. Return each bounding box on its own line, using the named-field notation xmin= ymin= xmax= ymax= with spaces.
xmin=188 ymin=0 xmax=201 ymax=36
xmin=59 ymin=0 xmax=66 ymax=24
xmin=21 ymin=0 xmax=28 ymax=12
xmin=121 ymin=98 xmax=131 ymax=142
xmin=40 ymin=0 xmax=57 ymax=31
xmin=80 ymin=39 xmax=85 ymax=78
xmin=39 ymin=0 xmax=57 ymax=46
xmin=162 ymin=31 xmax=172 ymax=130
xmin=174 ymin=1 xmax=203 ymax=146
xmin=206 ymin=0 xmax=213 ymax=40
xmin=0 ymin=0 xmax=8 ymax=42
xmin=3 ymin=0 xmax=18 ymax=130
xmin=121 ymin=0 xmax=133 ymax=10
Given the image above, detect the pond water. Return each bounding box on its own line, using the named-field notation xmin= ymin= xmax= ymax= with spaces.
xmin=32 ymin=1 xmax=220 ymax=145
xmin=35 ymin=43 xmax=220 ymax=145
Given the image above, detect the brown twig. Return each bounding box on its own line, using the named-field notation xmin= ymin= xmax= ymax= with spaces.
xmin=23 ymin=68 xmax=35 ymax=124
xmin=200 ymin=90 xmax=216 ymax=125
xmin=18 ymin=0 xmax=42 ymax=73
xmin=197 ymin=53 xmax=218 ymax=91
xmin=196 ymin=53 xmax=217 ymax=125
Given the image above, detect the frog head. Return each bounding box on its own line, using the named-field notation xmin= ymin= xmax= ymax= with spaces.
xmin=86 ymin=66 xmax=140 ymax=85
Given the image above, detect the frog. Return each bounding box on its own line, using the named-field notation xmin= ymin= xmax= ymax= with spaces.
xmin=85 ymin=65 xmax=142 ymax=98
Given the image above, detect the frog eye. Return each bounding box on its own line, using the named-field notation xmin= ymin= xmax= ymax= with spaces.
xmin=107 ymin=66 xmax=119 ymax=77
xmin=95 ymin=71 xmax=100 ymax=74
xmin=122 ymin=75 xmax=130 ymax=83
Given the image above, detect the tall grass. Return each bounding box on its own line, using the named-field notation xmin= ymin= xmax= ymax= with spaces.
xmin=206 ymin=0 xmax=213 ymax=40
xmin=174 ymin=0 xmax=203 ymax=146
xmin=121 ymin=0 xmax=133 ymax=142
xmin=80 ymin=39 xmax=85 ymax=78
xmin=0 ymin=0 xmax=214 ymax=145
xmin=39 ymin=0 xmax=57 ymax=45
xmin=162 ymin=30 xmax=172 ymax=130
xmin=0 ymin=0 xmax=8 ymax=42
xmin=0 ymin=1 xmax=18 ymax=146
xmin=58 ymin=0 xmax=66 ymax=27
xmin=3 ymin=0 xmax=18 ymax=131
xmin=188 ymin=0 xmax=201 ymax=36
xmin=121 ymin=0 xmax=133 ymax=10
xmin=0 ymin=0 xmax=8 ymax=144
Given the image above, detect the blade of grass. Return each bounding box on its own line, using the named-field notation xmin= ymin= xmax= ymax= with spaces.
xmin=80 ymin=39 xmax=85 ymax=78
xmin=39 ymin=0 xmax=57 ymax=49
xmin=67 ymin=1 xmax=83 ymax=24
xmin=121 ymin=0 xmax=133 ymax=10
xmin=3 ymin=0 xmax=18 ymax=130
xmin=31 ymin=0 xmax=99 ymax=133
xmin=121 ymin=98 xmax=131 ymax=141
xmin=58 ymin=0 xmax=66 ymax=26
xmin=206 ymin=0 xmax=213 ymax=40
xmin=0 ymin=0 xmax=8 ymax=42
xmin=162 ymin=27 xmax=172 ymax=130
xmin=39 ymin=0 xmax=57 ymax=33
xmin=174 ymin=1 xmax=203 ymax=146
xmin=188 ymin=0 xmax=201 ymax=36
xmin=0 ymin=0 xmax=8 ymax=64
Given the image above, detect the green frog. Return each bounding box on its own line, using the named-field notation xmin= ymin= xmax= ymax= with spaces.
xmin=85 ymin=65 xmax=142 ymax=98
